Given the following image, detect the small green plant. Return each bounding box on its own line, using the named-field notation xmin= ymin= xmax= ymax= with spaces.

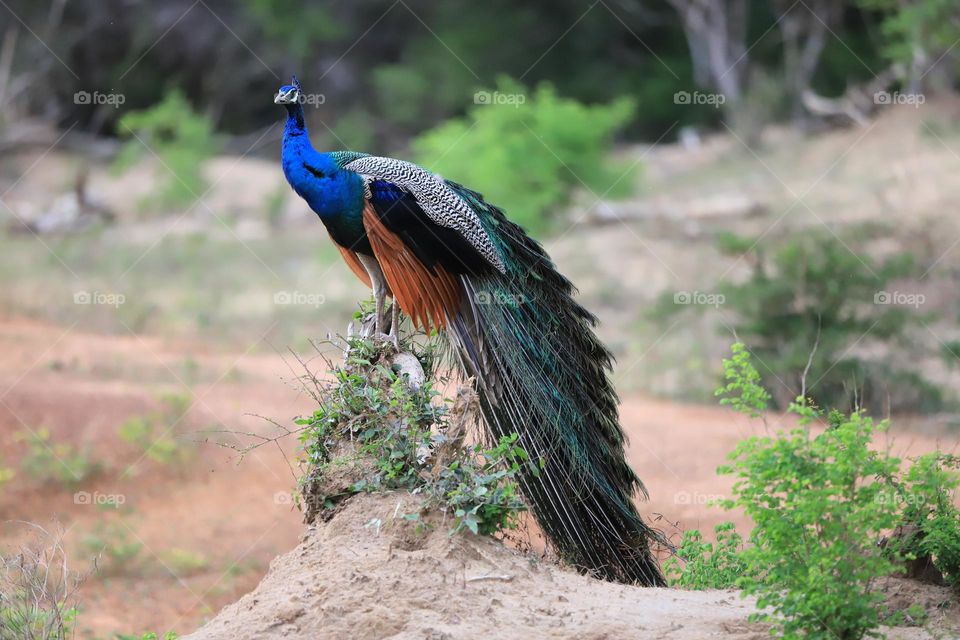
xmin=715 ymin=342 xmax=771 ymax=418
xmin=16 ymin=428 xmax=101 ymax=488
xmin=157 ymin=548 xmax=208 ymax=576
xmin=663 ymin=522 xmax=748 ymax=589
xmin=79 ymin=522 xmax=143 ymax=576
xmin=296 ymin=338 xmax=443 ymax=492
xmin=118 ymin=393 xmax=193 ymax=467
xmin=116 ymin=633 xmax=179 ymax=640
xmin=413 ymin=77 xmax=637 ymax=235
xmin=0 ymin=460 xmax=13 ymax=489
xmin=434 ymin=434 xmax=528 ymax=536
xmin=113 ymin=89 xmax=220 ymax=209
xmin=882 ymin=601 xmax=929 ymax=627
xmin=296 ymin=337 xmax=527 ymax=537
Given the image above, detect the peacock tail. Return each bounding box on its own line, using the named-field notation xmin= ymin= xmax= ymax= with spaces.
xmin=445 ymin=181 xmax=666 ymax=586
xmin=276 ymin=78 xmax=665 ymax=585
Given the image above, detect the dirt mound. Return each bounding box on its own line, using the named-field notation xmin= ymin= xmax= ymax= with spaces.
xmin=184 ymin=492 xmax=764 ymax=640
xmin=185 ymin=490 xmax=957 ymax=640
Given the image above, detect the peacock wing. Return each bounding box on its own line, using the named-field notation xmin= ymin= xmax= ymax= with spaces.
xmin=343 ymin=156 xmax=506 ymax=273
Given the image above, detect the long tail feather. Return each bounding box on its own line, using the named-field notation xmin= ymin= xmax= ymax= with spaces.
xmin=445 ymin=181 xmax=665 ymax=586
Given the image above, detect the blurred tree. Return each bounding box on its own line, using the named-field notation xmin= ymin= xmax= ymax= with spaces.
xmin=665 ymin=0 xmax=753 ymax=136
xmin=775 ymin=0 xmax=843 ymax=126
xmin=667 ymin=0 xmax=749 ymax=100
xmin=0 ymin=0 xmax=931 ymax=149
xmin=858 ymin=0 xmax=960 ymax=92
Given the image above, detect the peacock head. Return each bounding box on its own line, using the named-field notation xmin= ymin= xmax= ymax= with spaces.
xmin=274 ymin=76 xmax=302 ymax=105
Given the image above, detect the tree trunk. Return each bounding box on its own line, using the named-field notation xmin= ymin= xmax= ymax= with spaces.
xmin=667 ymin=0 xmax=752 ymax=139
xmin=777 ymin=0 xmax=838 ymax=129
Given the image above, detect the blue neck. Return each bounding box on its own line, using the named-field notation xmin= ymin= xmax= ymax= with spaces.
xmin=284 ymin=102 xmax=306 ymax=136
xmin=280 ymin=104 xmax=364 ymax=228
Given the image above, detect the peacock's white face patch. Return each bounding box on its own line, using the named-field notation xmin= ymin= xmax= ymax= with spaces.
xmin=274 ymin=86 xmax=300 ymax=104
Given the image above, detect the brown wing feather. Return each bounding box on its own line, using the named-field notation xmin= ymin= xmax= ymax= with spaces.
xmin=335 ymin=242 xmax=373 ymax=288
xmin=362 ymin=202 xmax=461 ymax=332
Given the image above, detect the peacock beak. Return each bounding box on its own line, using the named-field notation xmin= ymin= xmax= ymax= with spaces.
xmin=274 ymin=88 xmax=298 ymax=104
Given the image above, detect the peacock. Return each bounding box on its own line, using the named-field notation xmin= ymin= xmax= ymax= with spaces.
xmin=275 ymin=77 xmax=665 ymax=586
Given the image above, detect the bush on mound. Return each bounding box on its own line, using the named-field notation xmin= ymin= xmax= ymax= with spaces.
xmin=291 ymin=337 xmax=528 ymax=538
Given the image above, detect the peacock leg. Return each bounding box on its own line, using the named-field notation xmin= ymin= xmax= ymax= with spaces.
xmin=355 ymin=254 xmax=391 ymax=342
xmin=386 ymin=299 xmax=400 ymax=347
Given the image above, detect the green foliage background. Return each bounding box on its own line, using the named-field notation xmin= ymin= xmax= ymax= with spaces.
xmin=413 ymin=79 xmax=637 ymax=234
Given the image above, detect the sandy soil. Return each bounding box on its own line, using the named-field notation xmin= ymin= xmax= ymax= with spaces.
xmin=184 ymin=492 xmax=957 ymax=640
xmin=0 ymin=315 xmax=309 ymax=634
xmin=184 ymin=492 xmax=766 ymax=640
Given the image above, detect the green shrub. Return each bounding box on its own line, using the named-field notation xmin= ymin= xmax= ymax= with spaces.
xmin=113 ymin=89 xmax=220 ymax=209
xmin=0 ymin=605 xmax=78 ymax=640
xmin=715 ymin=342 xmax=911 ymax=639
xmin=371 ymin=64 xmax=434 ymax=130
xmin=896 ymin=452 xmax=960 ymax=587
xmin=412 ymin=77 xmax=636 ymax=235
xmin=296 ymin=336 xmax=527 ymax=536
xmin=722 ymin=410 xmax=902 ymax=639
xmin=662 ymin=228 xmax=940 ymax=413
xmin=15 ymin=428 xmax=101 ymax=488
xmin=663 ymin=522 xmax=748 ymax=589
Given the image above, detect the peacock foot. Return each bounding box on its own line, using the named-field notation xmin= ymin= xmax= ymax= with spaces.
xmin=353 ymin=302 xmax=400 ymax=349
xmin=376 ymin=301 xmax=400 ymax=349
xmin=371 ymin=332 xmax=399 ymax=350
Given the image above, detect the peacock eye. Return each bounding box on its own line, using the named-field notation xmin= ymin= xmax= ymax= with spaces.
xmin=304 ymin=164 xmax=325 ymax=179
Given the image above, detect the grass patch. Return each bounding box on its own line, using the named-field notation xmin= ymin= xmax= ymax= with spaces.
xmin=15 ymin=428 xmax=101 ymax=489
xmin=0 ymin=525 xmax=87 ymax=640
xmin=118 ymin=393 xmax=194 ymax=469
